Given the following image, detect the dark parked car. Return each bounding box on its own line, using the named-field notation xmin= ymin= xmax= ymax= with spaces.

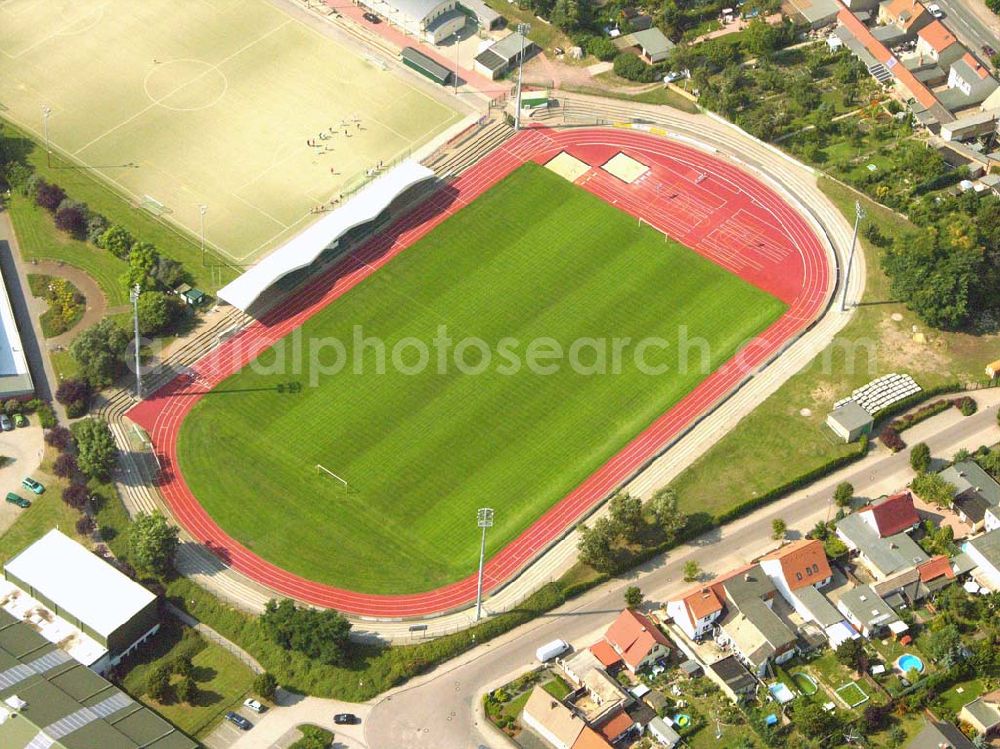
xmin=0 ymin=415 xmax=12 ymax=431
xmin=362 ymin=11 xmax=381 ymax=22
xmin=5 ymin=492 xmax=30 ymax=509
xmin=333 ymin=713 xmax=360 ymax=725
xmin=225 ymin=711 xmax=252 ymax=730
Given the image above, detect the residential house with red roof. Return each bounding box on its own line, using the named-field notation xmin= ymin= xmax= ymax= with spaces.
xmin=877 ymin=0 xmax=932 ymax=36
xmin=915 ymin=20 xmax=963 ymax=68
xmin=599 ymin=609 xmax=672 ymax=674
xmin=665 ymin=585 xmax=724 ymax=640
xmin=758 ymin=540 xmax=857 ymax=646
xmin=571 ymin=727 xmax=613 ymax=749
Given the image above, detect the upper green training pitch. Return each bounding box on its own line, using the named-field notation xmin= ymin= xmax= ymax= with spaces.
xmin=0 ymin=0 xmax=462 ymax=261
xmin=178 ymin=164 xmax=786 ymax=594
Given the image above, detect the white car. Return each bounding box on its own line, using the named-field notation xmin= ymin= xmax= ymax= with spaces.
xmin=927 ymin=3 xmax=944 ymax=17
xmin=243 ymin=698 xmax=264 ymax=713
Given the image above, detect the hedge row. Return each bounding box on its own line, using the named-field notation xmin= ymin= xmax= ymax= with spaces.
xmin=716 ymin=437 xmax=869 ymax=525
xmin=870 ymin=382 xmax=962 ymax=424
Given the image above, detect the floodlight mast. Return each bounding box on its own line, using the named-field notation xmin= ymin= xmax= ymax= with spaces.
xmin=840 ymin=200 xmax=865 ymax=313
xmin=130 ymin=285 xmax=142 ymax=400
xmin=475 ymin=507 xmax=495 ymax=621
xmin=514 ymin=24 xmax=530 ymax=131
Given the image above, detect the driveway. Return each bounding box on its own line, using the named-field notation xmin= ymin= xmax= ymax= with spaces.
xmin=0 ymin=423 xmax=44 ymax=535
xmin=203 ymin=688 xmax=370 ymax=749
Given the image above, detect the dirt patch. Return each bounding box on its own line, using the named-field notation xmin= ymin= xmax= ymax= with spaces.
xmin=877 ymin=315 xmax=949 ymax=375
xmin=810 ymin=382 xmax=838 ymax=407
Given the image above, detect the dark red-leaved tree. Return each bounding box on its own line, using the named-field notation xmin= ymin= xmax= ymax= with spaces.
xmin=44 ymin=425 xmax=73 ymax=450
xmin=75 ymin=515 xmax=94 ymax=537
xmin=55 ymin=379 xmax=92 ymax=407
xmin=53 ymin=453 xmax=78 ymax=479
xmin=34 ymin=181 xmax=66 ymax=213
xmin=62 ymin=483 xmax=89 ymax=510
xmin=55 ymin=204 xmax=88 ymax=238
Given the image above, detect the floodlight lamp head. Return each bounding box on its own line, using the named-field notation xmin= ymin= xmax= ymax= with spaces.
xmin=477 ymin=508 xmax=495 ymax=528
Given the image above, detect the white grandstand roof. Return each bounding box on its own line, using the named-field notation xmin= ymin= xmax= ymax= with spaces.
xmin=218 ymin=160 xmax=435 ymax=312
xmin=4 ymin=529 xmax=155 ymax=638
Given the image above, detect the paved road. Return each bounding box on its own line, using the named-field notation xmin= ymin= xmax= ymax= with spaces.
xmin=929 ymin=0 xmax=1000 ymax=57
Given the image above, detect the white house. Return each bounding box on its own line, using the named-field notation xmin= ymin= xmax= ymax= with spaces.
xmin=966 ymin=529 xmax=1000 ymax=591
xmin=666 ymin=586 xmax=724 ymax=640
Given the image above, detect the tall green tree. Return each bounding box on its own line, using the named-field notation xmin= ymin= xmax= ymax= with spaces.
xmin=649 ymin=486 xmax=687 ymax=540
xmin=73 ymin=417 xmax=117 ymax=479
xmin=70 ymin=318 xmax=131 ymax=387
xmin=609 ymin=493 xmax=643 ymax=542
xmin=128 ymin=512 xmax=180 ymax=577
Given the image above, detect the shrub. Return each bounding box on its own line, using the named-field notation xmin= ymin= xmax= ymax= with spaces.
xmin=56 ymin=379 xmax=92 ymax=408
xmin=65 ymin=399 xmax=89 ymax=419
xmin=44 ymin=425 xmax=72 ymax=450
xmin=613 ymin=52 xmax=655 ymax=82
xmin=62 ymin=483 xmax=89 ymax=510
xmin=910 ymin=442 xmax=931 ymax=473
xmin=75 ymin=515 xmax=94 ymax=536
xmin=86 ymin=213 xmax=110 ymax=245
xmin=587 ymin=37 xmax=619 ymax=61
xmin=34 ymin=180 xmax=66 ymax=213
xmin=952 ymin=396 xmax=976 ymax=416
xmin=2 ymin=399 xmax=21 ymax=415
xmin=36 ymin=402 xmax=57 ymax=428
xmin=254 ymin=672 xmax=278 ymax=700
xmin=53 ymin=453 xmax=78 ymax=479
xmin=100 ymin=225 xmax=135 ymax=259
xmin=880 ymin=426 xmax=905 ymax=452
xmin=54 ymin=199 xmax=88 ymax=239
xmin=146 ymin=663 xmax=172 ymax=703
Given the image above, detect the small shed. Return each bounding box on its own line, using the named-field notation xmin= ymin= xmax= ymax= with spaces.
xmin=647 ymin=716 xmax=682 ymax=747
xmin=679 ymin=659 xmax=703 ymax=678
xmin=174 ymin=283 xmax=207 ymax=307
xmin=631 ymin=28 xmax=674 ymax=63
xmin=826 ymin=400 xmax=873 ymax=443
xmin=473 ymin=32 xmax=539 ymax=79
xmin=401 ymin=47 xmax=453 ymax=86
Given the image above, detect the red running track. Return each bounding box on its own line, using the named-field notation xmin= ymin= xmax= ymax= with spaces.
xmin=128 ymin=128 xmax=832 ymax=617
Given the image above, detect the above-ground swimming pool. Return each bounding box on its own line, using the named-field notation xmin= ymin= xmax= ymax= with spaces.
xmin=673 ymin=714 xmax=692 ymax=728
xmin=768 ymin=682 xmax=796 ymax=704
xmin=897 ymin=654 xmax=925 ymax=674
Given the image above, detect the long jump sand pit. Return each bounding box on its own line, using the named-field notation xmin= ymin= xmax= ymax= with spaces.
xmin=602 ymin=152 xmax=650 ymax=183
xmin=0 ymin=0 xmax=464 ymax=261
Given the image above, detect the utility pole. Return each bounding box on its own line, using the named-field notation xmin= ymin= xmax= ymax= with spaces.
xmin=475 ymin=507 xmax=494 ymax=621
xmin=199 ymin=204 xmax=208 ymax=266
xmin=840 ymin=200 xmax=865 ymax=312
xmin=41 ymin=106 xmax=52 ymax=167
xmin=514 ymin=23 xmax=530 ymax=131
xmin=130 ymin=285 xmax=143 ymax=399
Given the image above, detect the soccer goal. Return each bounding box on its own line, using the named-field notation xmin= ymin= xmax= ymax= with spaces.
xmin=316 ymin=464 xmax=349 ymax=487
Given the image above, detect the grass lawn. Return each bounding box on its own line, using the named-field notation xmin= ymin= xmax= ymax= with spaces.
xmin=542 ymin=675 xmax=572 ymax=699
xmin=937 ymin=677 xmax=984 ymax=715
xmin=120 ymin=618 xmax=255 ymax=738
xmin=178 ymin=163 xmax=785 ymax=594
xmin=834 ymin=680 xmax=869 ymax=708
xmin=668 ymin=177 xmax=996 ymax=515
xmin=0 ymin=446 xmax=90 ymax=562
xmin=565 ymin=79 xmax=701 ymax=113
xmin=7 ymin=194 xmax=129 ymax=307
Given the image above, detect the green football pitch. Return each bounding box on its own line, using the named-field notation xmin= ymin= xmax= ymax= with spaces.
xmin=0 ymin=0 xmax=462 ymax=262
xmin=178 ymin=164 xmax=786 ymax=594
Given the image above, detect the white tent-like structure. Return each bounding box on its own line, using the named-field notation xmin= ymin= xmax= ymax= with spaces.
xmin=218 ymin=160 xmax=436 ymax=312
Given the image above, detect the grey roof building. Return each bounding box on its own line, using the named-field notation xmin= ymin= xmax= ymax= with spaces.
xmin=474 ymin=32 xmax=539 ymax=79
xmin=940 ymin=461 xmax=1000 ymax=528
xmin=966 ymin=528 xmax=1000 ymax=591
xmin=0 ymin=610 xmax=195 ymax=749
xmin=836 ymin=512 xmax=929 ymax=579
xmin=826 ymin=401 xmax=873 ymax=443
xmin=629 ymin=28 xmax=674 ymax=63
xmin=836 ymin=584 xmax=899 ymax=636
xmin=906 ymin=719 xmax=976 ymax=748
xmin=716 ymin=566 xmax=797 ymax=672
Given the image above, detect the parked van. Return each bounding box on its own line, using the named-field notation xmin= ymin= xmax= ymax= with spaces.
xmin=535 ymin=639 xmax=569 ymax=662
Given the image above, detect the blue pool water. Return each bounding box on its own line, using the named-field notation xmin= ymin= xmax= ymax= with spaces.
xmin=897 ymin=654 xmax=924 ymax=674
